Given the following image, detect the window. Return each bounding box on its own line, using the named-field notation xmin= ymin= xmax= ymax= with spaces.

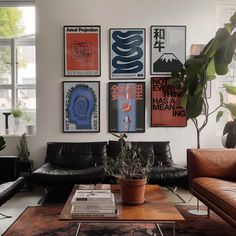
xmin=0 ymin=4 xmax=35 ymax=135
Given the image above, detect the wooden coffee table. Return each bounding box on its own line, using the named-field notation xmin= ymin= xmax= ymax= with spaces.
xmin=60 ymin=184 xmax=184 ymax=236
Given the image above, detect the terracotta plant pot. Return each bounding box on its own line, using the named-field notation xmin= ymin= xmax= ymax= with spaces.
xmin=119 ymin=178 xmax=146 ymax=205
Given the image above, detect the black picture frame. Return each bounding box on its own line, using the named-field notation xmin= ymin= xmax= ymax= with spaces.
xmin=150 ymin=25 xmax=186 ymax=75
xmin=108 ymin=82 xmax=145 ymax=133
xmin=151 ymin=77 xmax=187 ymax=127
xmin=64 ymin=25 xmax=101 ymax=77
xmin=109 ymin=28 xmax=145 ymax=80
xmin=63 ymin=81 xmax=100 ymax=132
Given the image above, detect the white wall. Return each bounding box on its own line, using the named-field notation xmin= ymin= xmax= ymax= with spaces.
xmin=3 ymin=0 xmax=222 ymax=168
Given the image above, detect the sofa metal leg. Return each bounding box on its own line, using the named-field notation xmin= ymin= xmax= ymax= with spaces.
xmin=37 ymin=187 xmax=48 ymax=205
xmin=167 ymin=186 xmax=186 ymax=203
xmin=0 ymin=212 xmax=12 ymax=219
xmin=207 ymin=207 xmax=210 ymax=217
xmin=188 ymin=199 xmax=208 ymax=215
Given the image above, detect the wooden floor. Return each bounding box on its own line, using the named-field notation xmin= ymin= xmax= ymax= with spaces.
xmin=0 ymin=186 xmax=198 ymax=235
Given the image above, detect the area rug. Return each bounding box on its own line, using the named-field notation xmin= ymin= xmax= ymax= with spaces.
xmin=3 ymin=204 xmax=236 ymax=236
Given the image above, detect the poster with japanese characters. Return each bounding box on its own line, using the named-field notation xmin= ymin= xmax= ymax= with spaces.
xmin=108 ymin=82 xmax=145 ymax=132
xmin=63 ymin=81 xmax=100 ymax=132
xmin=109 ymin=28 xmax=145 ymax=79
xmin=64 ymin=25 xmax=101 ymax=76
xmin=151 ymin=77 xmax=186 ymax=127
xmin=150 ymin=26 xmax=186 ymax=75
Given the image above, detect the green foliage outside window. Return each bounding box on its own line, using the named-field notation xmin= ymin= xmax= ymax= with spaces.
xmin=0 ymin=8 xmax=25 ymax=82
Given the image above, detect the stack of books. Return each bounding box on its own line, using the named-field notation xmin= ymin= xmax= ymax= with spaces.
xmin=70 ymin=189 xmax=118 ymax=218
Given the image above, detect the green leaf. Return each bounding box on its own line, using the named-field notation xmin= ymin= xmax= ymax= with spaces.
xmin=225 ymin=103 xmax=236 ymax=118
xmin=214 ymin=32 xmax=236 ymax=75
xmin=224 ymin=23 xmax=233 ymax=33
xmin=216 ymin=111 xmax=224 ymax=122
xmin=180 ymin=92 xmax=187 ymax=108
xmin=223 ymin=121 xmax=233 ymax=135
xmin=186 ymin=94 xmax=204 ymax=119
xmin=219 ymin=92 xmax=224 ymax=103
xmin=206 ymin=58 xmax=216 ymax=79
xmin=230 ymin=11 xmax=236 ymax=26
xmin=223 ymin=84 xmax=236 ymax=95
xmin=203 ymin=28 xmax=230 ymax=58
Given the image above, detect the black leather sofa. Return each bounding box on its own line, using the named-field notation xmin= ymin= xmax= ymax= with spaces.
xmin=32 ymin=141 xmax=187 ymax=190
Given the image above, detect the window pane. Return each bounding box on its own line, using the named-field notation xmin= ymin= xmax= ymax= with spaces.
xmin=17 ymin=45 xmax=35 ymax=84
xmin=0 ymin=45 xmax=11 ymax=84
xmin=17 ymin=89 xmax=35 ymax=109
xmin=0 ymin=89 xmax=12 ymax=109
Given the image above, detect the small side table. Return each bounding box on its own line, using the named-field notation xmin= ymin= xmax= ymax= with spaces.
xmin=18 ymin=159 xmax=34 ymax=191
xmin=0 ymin=156 xmax=18 ymax=182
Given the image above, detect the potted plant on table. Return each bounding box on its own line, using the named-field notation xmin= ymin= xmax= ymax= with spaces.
xmin=103 ymin=133 xmax=154 ymax=205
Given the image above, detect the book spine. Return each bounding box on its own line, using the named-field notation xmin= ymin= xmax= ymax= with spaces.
xmin=71 ymin=212 xmax=118 ymax=218
xmin=71 ymin=209 xmax=117 ymax=214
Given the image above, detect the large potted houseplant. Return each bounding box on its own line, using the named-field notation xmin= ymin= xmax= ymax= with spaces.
xmin=103 ymin=133 xmax=154 ymax=205
xmin=171 ymin=11 xmax=236 ymax=148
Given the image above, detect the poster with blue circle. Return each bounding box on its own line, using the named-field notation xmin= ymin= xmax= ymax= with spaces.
xmin=63 ymin=81 xmax=100 ymax=132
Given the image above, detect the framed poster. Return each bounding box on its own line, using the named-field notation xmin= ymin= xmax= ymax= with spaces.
xmin=109 ymin=28 xmax=145 ymax=79
xmin=63 ymin=81 xmax=100 ymax=132
xmin=64 ymin=25 xmax=101 ymax=76
xmin=108 ymin=82 xmax=145 ymax=132
xmin=151 ymin=77 xmax=186 ymax=127
xmin=150 ymin=25 xmax=186 ymax=75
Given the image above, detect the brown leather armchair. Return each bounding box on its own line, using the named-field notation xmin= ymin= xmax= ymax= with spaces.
xmin=187 ymin=149 xmax=236 ymax=228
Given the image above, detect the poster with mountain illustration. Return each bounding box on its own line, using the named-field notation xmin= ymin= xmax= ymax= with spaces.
xmin=151 ymin=26 xmax=186 ymax=75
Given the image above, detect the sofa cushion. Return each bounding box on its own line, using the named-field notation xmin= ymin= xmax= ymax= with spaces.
xmin=45 ymin=142 xmax=107 ymax=169
xmin=32 ymin=163 xmax=105 ymax=186
xmin=192 ymin=177 xmax=236 ymax=221
xmin=107 ymin=141 xmax=174 ymax=167
xmin=107 ymin=141 xmax=155 ymax=160
xmin=149 ymin=164 xmax=187 ymax=185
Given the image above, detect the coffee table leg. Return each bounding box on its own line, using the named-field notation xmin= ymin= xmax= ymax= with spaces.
xmin=155 ymin=222 xmax=175 ymax=236
xmin=75 ymin=222 xmax=81 ymax=236
xmin=68 ymin=222 xmax=81 ymax=236
xmin=155 ymin=223 xmax=164 ymax=236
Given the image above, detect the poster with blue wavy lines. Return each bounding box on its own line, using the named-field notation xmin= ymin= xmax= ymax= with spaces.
xmin=110 ymin=28 xmax=145 ymax=79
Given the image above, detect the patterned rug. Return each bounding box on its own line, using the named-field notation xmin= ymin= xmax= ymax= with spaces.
xmin=3 ymin=204 xmax=236 ymax=236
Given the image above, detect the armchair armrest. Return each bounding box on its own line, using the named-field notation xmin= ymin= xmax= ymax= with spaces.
xmin=187 ymin=149 xmax=236 ymax=181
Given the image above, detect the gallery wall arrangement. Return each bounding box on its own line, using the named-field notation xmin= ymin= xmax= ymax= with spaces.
xmin=62 ymin=25 xmax=187 ymax=133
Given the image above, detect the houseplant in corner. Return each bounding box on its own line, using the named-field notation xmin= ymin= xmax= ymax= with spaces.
xmin=171 ymin=11 xmax=236 ymax=148
xmin=103 ymin=133 xmax=154 ymax=205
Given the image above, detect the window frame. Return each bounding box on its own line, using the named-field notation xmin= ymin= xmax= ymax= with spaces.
xmin=0 ymin=36 xmax=36 ymax=112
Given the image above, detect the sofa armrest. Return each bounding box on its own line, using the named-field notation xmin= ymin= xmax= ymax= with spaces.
xmin=187 ymin=149 xmax=236 ymax=182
